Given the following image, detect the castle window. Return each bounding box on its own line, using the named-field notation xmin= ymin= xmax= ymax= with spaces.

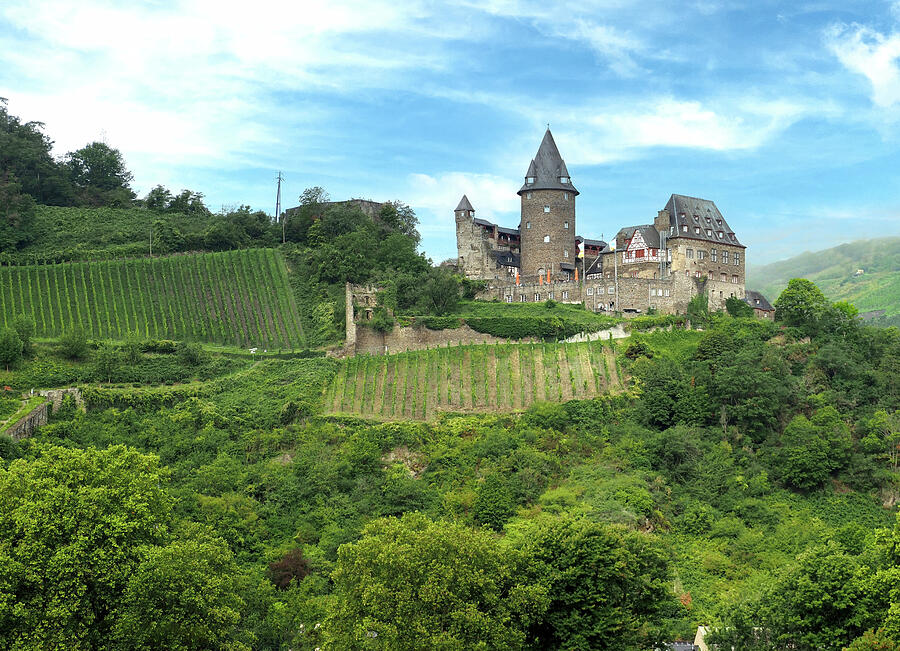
xmin=560 ymin=176 xmax=569 ymax=183
xmin=630 ymin=271 xmax=638 ymax=278
xmin=538 ymin=267 xmax=545 ymax=276
xmin=564 ymin=193 xmax=569 ymax=200
xmin=535 ymin=293 xmax=541 ymax=301
xmin=520 ymin=295 xmax=526 ymax=302
xmin=608 ymin=286 xmax=614 ymax=294
xmin=665 ymin=289 xmax=670 ymax=297
xmin=562 ymin=290 xmax=569 ymax=299
xmin=732 ymin=275 xmax=738 ymax=284
xmin=721 ymin=273 xmax=727 ymax=282
xmin=717 ymin=231 xmax=724 ymax=239
xmin=548 ymin=291 xmax=554 ymax=299
xmin=706 ymin=229 xmax=712 ymax=236
xmin=708 ymin=270 xmax=713 ymax=279
xmin=697 ymin=250 xmax=706 ymax=260
xmin=505 ymin=295 xmax=512 ymax=303
xmin=564 ymin=221 xmax=569 ymax=229
xmin=526 ymin=221 xmax=531 ymax=229
xmin=734 ymin=254 xmax=740 ymax=265
xmin=544 ymin=235 xmax=550 ymax=243
xmin=694 ymin=227 xmax=701 ymax=234
xmin=598 ymin=287 xmax=605 ymax=294
xmin=526 ymin=176 xmax=535 ymax=184
xmin=717 ymin=219 xmax=722 ymax=226
xmin=723 ymin=250 xmax=729 ymax=263
xmin=695 ymin=271 xmax=701 ymax=278
xmin=685 ymin=270 xmax=690 ymax=277
xmin=564 ymin=249 xmax=569 ymax=258
xmin=587 ymin=287 xmax=594 ymax=296
xmin=527 ymin=192 xmax=532 ymax=199
xmin=711 ymin=249 xmax=717 ymax=262
xmin=686 ymin=248 xmax=694 ymax=258
xmin=681 ymin=224 xmax=688 ymax=232
xmin=544 ymin=205 xmax=550 ymax=213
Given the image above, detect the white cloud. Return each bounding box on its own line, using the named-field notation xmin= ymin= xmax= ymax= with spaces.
xmin=826 ymin=23 xmax=900 ymax=108
xmin=406 ymin=172 xmax=520 ymax=225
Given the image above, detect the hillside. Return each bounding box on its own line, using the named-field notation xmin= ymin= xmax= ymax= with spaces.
xmin=327 ymin=339 xmax=631 ymax=420
xmin=0 ymin=248 xmax=306 ymax=348
xmin=9 ymin=205 xmax=214 ymax=262
xmin=748 ymin=237 xmax=900 ymax=323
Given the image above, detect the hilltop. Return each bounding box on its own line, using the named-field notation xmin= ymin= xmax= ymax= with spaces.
xmin=748 ymin=237 xmax=900 ymax=325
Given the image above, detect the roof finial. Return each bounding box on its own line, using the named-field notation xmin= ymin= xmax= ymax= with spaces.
xmin=546 ymin=122 xmax=550 ymax=130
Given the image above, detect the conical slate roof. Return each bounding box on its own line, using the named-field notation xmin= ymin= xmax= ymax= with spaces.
xmin=455 ymin=194 xmax=474 ymax=212
xmin=518 ymin=129 xmax=579 ymax=196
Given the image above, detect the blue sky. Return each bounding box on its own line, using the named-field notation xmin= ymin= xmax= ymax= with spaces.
xmin=2 ymin=1 xmax=900 ymax=266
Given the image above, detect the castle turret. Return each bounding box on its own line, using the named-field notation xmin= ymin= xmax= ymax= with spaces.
xmin=517 ymin=129 xmax=577 ymax=280
xmin=454 ymin=194 xmax=482 ymax=278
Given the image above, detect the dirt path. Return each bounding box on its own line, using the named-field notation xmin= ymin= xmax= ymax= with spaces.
xmin=604 ymin=347 xmax=621 ymax=389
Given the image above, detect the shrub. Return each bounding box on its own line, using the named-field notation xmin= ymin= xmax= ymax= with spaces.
xmin=176 ymin=341 xmax=204 ymax=366
xmin=473 ymin=473 xmax=515 ymax=531
xmin=58 ymin=327 xmax=88 ymax=359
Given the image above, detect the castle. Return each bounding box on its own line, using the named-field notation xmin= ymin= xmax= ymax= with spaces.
xmin=455 ymin=129 xmax=748 ymax=314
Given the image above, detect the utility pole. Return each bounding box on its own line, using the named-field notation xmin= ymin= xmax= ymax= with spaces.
xmin=275 ymin=171 xmax=285 ymax=244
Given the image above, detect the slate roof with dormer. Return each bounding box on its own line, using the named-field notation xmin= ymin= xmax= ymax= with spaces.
xmin=664 ymin=194 xmax=744 ymax=248
xmin=518 ymin=129 xmax=579 ymax=196
xmin=616 ymin=224 xmax=661 ymax=249
xmin=455 ymin=194 xmax=474 ymax=212
xmin=490 ymin=249 xmax=520 ymax=268
xmin=585 ymin=256 xmax=603 ymax=276
xmin=743 ymin=290 xmax=774 ymax=311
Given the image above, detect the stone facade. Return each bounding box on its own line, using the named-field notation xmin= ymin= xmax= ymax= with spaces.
xmin=519 ymin=189 xmax=576 ymax=281
xmin=5 ymin=401 xmax=49 ymax=440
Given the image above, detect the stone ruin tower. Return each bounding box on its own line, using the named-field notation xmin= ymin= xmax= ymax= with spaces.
xmin=454 ymin=194 xmax=490 ymax=279
xmin=518 ymin=129 xmax=578 ymax=280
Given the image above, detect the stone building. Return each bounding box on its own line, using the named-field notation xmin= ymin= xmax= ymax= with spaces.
xmin=455 ymin=129 xmax=751 ymax=315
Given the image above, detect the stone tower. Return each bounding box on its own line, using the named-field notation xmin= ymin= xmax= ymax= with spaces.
xmin=518 ymin=129 xmax=578 ymax=280
xmin=454 ymin=194 xmax=488 ymax=279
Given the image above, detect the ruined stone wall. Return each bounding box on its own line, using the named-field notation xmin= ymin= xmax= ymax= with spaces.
xmin=5 ymin=401 xmax=49 ymax=440
xmin=519 ymin=189 xmax=576 ymax=279
xmin=354 ymin=323 xmax=532 ymax=356
xmin=38 ymin=388 xmax=84 ymax=413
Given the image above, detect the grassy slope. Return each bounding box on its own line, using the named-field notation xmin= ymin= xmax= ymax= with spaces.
xmin=0 ymin=249 xmax=306 ymax=348
xmin=445 ymin=298 xmax=619 ymax=328
xmin=747 ymin=237 xmax=900 ymax=317
xmin=20 ymin=205 xmax=210 ymax=258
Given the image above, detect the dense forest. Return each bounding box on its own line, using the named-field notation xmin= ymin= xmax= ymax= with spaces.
xmin=2 ymin=100 xmax=900 ymax=650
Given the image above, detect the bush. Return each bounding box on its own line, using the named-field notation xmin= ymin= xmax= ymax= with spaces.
xmin=176 ymin=341 xmax=204 ymax=366
xmin=625 ymin=341 xmax=653 ymax=360
xmin=473 ymin=473 xmax=515 ymax=531
xmin=58 ymin=327 xmax=88 ymax=359
xmin=267 ymin=548 xmax=311 ymax=589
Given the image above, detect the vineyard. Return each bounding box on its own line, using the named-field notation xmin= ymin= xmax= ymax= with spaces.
xmin=326 ymin=340 xmax=624 ymax=420
xmin=0 ymin=249 xmax=306 ymax=348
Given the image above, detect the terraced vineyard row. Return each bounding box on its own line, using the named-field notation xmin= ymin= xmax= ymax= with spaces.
xmin=326 ymin=340 xmax=623 ymax=420
xmin=0 ymin=249 xmax=305 ymax=348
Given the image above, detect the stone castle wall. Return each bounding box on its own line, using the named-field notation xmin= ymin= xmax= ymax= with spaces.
xmin=354 ymin=322 xmax=530 ymax=356
xmin=455 ymin=212 xmax=494 ymax=280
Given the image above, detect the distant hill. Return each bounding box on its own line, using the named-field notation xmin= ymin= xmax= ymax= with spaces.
xmin=747 ymin=237 xmax=900 ymax=326
xmin=0 ymin=249 xmax=306 ymax=348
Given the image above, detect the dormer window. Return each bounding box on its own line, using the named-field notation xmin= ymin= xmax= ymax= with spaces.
xmin=694 ymin=227 xmax=700 ymax=234
xmin=717 ymin=231 xmax=723 ymax=239
xmin=526 ymin=192 xmax=532 ymax=199
xmin=706 ymin=229 xmax=712 ymax=236
xmin=681 ymin=224 xmax=688 ymax=232
xmin=526 ymin=176 xmax=535 ymax=184
xmin=560 ymin=176 xmax=569 ymax=183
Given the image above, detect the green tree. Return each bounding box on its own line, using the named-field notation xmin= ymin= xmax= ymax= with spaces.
xmin=112 ymin=525 xmax=248 ymax=651
xmin=12 ymin=313 xmax=34 ymax=356
xmin=420 ymin=268 xmax=460 ymax=316
xmin=774 ymin=278 xmax=829 ymax=335
xmin=326 ymin=512 xmax=548 ymax=649
xmin=687 ymin=291 xmax=709 ymax=326
xmin=0 ymin=171 xmax=37 ymax=251
xmin=777 ymin=414 xmax=832 ymax=490
xmin=522 ymin=516 xmax=671 ymax=651
xmin=846 ymin=629 xmax=900 ymax=650
xmin=725 ymin=295 xmax=754 ymax=318
xmin=0 ymin=327 xmax=23 ymax=371
xmin=473 ymin=472 xmax=516 ymax=531
xmin=862 ymin=410 xmax=900 ymax=472
xmin=0 ymin=445 xmax=170 ymax=649
xmin=93 ymin=341 xmax=121 ymax=383
xmin=64 ymin=141 xmax=136 ymax=207
xmin=122 ymin=331 xmax=143 ymax=366
xmin=58 ymin=326 xmax=88 ymax=359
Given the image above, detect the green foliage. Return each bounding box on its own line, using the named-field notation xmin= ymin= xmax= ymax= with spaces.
xmin=64 ymin=141 xmax=136 ymax=207
xmin=725 ymin=295 xmax=755 ymax=317
xmin=0 ymin=170 xmax=37 ymax=252
xmin=111 ymin=525 xmax=248 ymax=650
xmin=473 ymin=472 xmax=516 ymax=530
xmin=326 ymin=512 xmax=548 ymax=649
xmin=93 ymin=340 xmax=122 ymax=382
xmin=0 ymin=445 xmax=170 ymax=648
xmin=12 ymin=313 xmax=34 ymax=356
xmin=58 ymin=326 xmax=88 ymax=359
xmin=774 ymin=278 xmax=829 ymax=334
xmin=522 ymin=516 xmax=671 ymax=650
xmin=0 ymin=327 xmax=22 ymax=370
xmin=687 ymin=291 xmax=710 ymax=326
xmin=0 ymin=249 xmax=305 ymax=348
